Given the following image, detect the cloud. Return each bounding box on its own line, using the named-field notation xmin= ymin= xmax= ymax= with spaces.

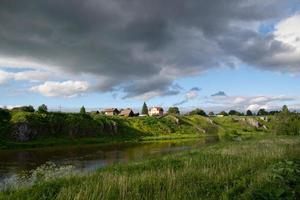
xmin=0 ymin=0 xmax=298 ymax=98
xmin=0 ymin=70 xmax=13 ymax=84
xmin=204 ymin=94 xmax=297 ymax=112
xmin=174 ymin=87 xmax=200 ymax=106
xmin=0 ymin=69 xmax=52 ymax=84
xmin=29 ymin=80 xmax=89 ymax=97
xmin=211 ymin=91 xmax=227 ymax=97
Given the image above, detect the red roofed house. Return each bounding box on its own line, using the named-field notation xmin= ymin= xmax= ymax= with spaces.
xmin=103 ymin=108 xmax=119 ymax=116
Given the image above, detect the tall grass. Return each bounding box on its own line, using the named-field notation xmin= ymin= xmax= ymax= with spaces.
xmin=1 ymin=135 xmax=299 ymax=200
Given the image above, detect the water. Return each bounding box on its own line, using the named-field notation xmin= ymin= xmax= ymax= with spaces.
xmin=0 ymin=136 xmax=218 ymax=184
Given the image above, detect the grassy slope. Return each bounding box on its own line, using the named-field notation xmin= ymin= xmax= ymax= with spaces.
xmin=1 ymin=135 xmax=299 ymax=200
xmin=0 ymin=114 xmax=219 ymax=149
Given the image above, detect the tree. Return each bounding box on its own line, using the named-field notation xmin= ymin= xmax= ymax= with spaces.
xmin=228 ymin=110 xmax=241 ymax=116
xmin=257 ymin=108 xmax=268 ymax=116
xmin=11 ymin=105 xmax=35 ymax=112
xmin=218 ymin=111 xmax=228 ymax=116
xmin=282 ymin=105 xmax=289 ymax=113
xmin=0 ymin=108 xmax=11 ymax=135
xmin=80 ymin=106 xmax=86 ymax=114
xmin=168 ymin=107 xmax=180 ymax=114
xmin=269 ymin=110 xmax=279 ymax=115
xmin=209 ymin=111 xmax=215 ymax=116
xmin=189 ymin=108 xmax=207 ymax=116
xmin=0 ymin=108 xmax=11 ymax=124
xmin=38 ymin=104 xmax=48 ymax=113
xmin=141 ymin=102 xmax=148 ymax=115
xmin=246 ymin=110 xmax=253 ymax=116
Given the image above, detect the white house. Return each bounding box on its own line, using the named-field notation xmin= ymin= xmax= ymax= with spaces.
xmin=149 ymin=107 xmax=164 ymax=116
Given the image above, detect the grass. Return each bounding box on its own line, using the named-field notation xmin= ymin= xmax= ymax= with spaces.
xmin=1 ymin=134 xmax=299 ymax=199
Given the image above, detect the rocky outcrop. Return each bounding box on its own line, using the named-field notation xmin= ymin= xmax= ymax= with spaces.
xmin=11 ymin=123 xmax=37 ymax=142
xmin=104 ymin=121 xmax=118 ymax=135
xmin=246 ymin=118 xmax=261 ymax=128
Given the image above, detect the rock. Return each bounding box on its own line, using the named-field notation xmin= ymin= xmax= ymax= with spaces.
xmin=246 ymin=118 xmax=261 ymax=128
xmin=11 ymin=123 xmax=37 ymax=141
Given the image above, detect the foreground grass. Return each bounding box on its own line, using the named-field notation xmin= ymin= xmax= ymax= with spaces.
xmin=1 ymin=135 xmax=299 ymax=200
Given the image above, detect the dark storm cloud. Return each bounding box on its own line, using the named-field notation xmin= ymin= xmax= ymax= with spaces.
xmin=0 ymin=0 xmax=296 ymax=98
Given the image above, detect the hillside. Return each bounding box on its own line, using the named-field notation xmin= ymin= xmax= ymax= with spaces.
xmin=0 ymin=111 xmax=268 ymax=149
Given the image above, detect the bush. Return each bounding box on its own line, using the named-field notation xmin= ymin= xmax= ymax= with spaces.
xmin=0 ymin=108 xmax=11 ymax=137
xmin=272 ymin=106 xmax=300 ymax=135
xmin=189 ymin=108 xmax=207 ymax=116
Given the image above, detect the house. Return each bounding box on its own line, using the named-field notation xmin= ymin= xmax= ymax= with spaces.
xmin=119 ymin=108 xmax=135 ymax=117
xmin=103 ymin=108 xmax=119 ymax=116
xmin=149 ymin=107 xmax=164 ymax=116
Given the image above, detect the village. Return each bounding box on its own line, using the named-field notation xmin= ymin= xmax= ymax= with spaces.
xmin=102 ymin=106 xmax=164 ymax=117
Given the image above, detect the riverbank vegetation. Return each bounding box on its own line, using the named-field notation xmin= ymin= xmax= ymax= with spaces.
xmin=2 ymin=105 xmax=299 ymax=149
xmin=0 ymin=108 xmax=269 ymax=149
xmin=0 ymin=134 xmax=299 ymax=199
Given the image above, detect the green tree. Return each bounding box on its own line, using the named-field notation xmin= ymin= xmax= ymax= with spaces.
xmin=0 ymin=108 xmax=11 ymax=135
xmin=282 ymin=105 xmax=289 ymax=113
xmin=228 ymin=110 xmax=241 ymax=116
xmin=189 ymin=108 xmax=207 ymax=116
xmin=80 ymin=106 xmax=86 ymax=114
xmin=246 ymin=110 xmax=253 ymax=116
xmin=11 ymin=105 xmax=35 ymax=112
xmin=209 ymin=111 xmax=215 ymax=116
xmin=38 ymin=104 xmax=48 ymax=113
xmin=167 ymin=107 xmax=180 ymax=114
xmin=141 ymin=102 xmax=148 ymax=115
xmin=218 ymin=111 xmax=228 ymax=116
xmin=0 ymin=108 xmax=11 ymax=124
xmin=257 ymin=108 xmax=268 ymax=116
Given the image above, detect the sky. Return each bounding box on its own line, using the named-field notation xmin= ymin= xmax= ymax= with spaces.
xmin=0 ymin=0 xmax=300 ymax=113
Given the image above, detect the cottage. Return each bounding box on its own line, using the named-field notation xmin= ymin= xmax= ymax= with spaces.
xmin=103 ymin=108 xmax=119 ymax=116
xmin=119 ymin=108 xmax=134 ymax=117
xmin=149 ymin=107 xmax=164 ymax=116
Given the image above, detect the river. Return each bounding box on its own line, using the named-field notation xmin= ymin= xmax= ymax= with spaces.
xmin=0 ymin=136 xmax=218 ymax=186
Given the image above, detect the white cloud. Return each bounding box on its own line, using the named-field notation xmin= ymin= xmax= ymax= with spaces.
xmin=0 ymin=69 xmax=52 ymax=84
xmin=273 ymin=13 xmax=300 ymax=71
xmin=246 ymin=104 xmax=268 ymax=111
xmin=29 ymin=80 xmax=90 ymax=98
xmin=204 ymin=94 xmax=297 ymax=112
xmin=186 ymin=90 xmax=198 ymax=100
xmin=0 ymin=70 xmax=13 ymax=84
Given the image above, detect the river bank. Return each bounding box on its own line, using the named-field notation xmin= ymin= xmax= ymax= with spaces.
xmin=1 ymin=134 xmax=299 ymax=199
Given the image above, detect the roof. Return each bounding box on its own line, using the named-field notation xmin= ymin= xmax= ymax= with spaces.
xmin=103 ymin=108 xmax=119 ymax=112
xmin=150 ymin=107 xmax=164 ymax=111
xmin=119 ymin=109 xmax=134 ymax=116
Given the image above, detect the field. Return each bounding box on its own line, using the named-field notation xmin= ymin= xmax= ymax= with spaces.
xmin=0 ymin=134 xmax=299 ymax=199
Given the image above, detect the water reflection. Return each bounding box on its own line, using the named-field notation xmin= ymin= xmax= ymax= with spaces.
xmin=0 ymin=136 xmax=218 ymax=183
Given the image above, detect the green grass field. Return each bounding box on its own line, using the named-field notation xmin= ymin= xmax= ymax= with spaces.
xmin=1 ymin=134 xmax=299 ymax=200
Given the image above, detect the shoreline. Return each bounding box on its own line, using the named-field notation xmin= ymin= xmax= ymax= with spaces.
xmin=0 ymin=133 xmax=207 ymax=151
